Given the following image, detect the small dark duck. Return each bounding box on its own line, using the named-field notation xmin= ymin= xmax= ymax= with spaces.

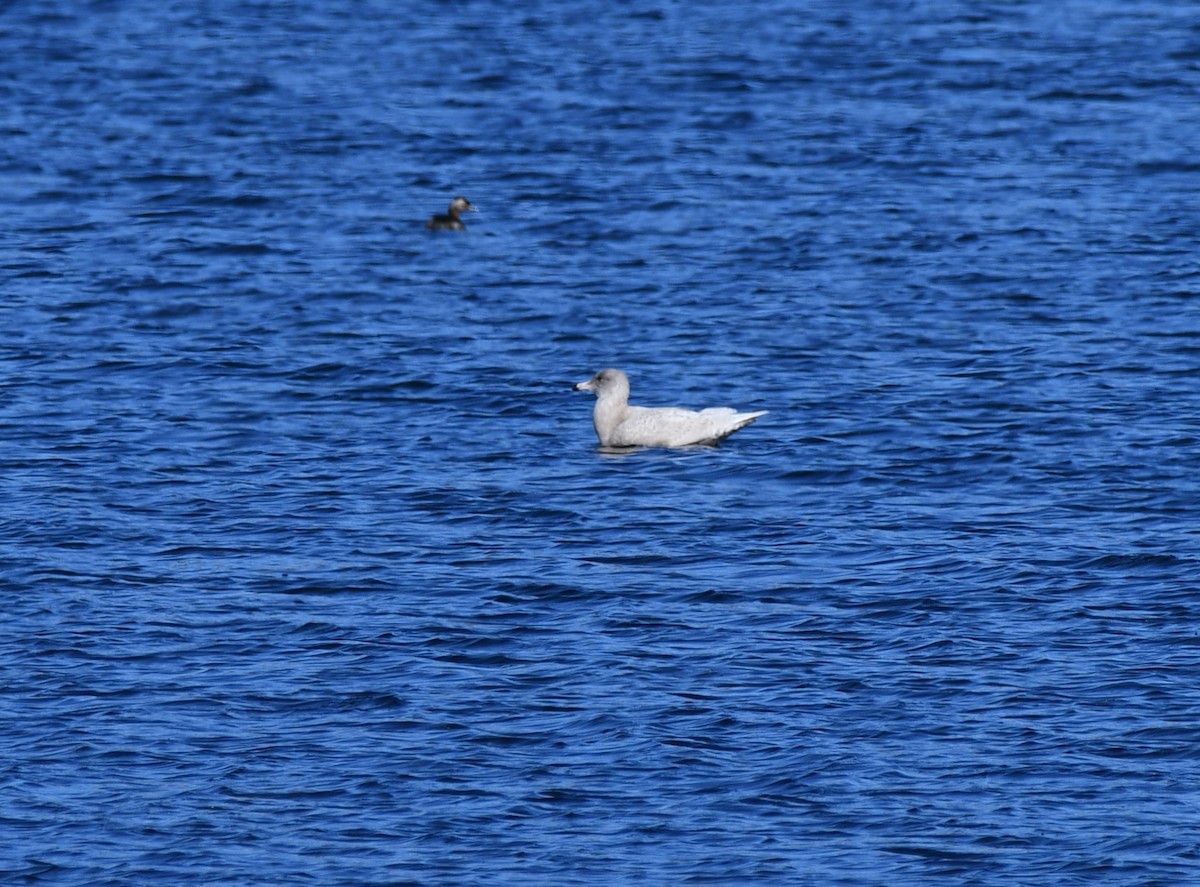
xmin=426 ymin=196 xmax=477 ymax=231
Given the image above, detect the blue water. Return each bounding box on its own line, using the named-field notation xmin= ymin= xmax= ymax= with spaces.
xmin=3 ymin=1 xmax=1200 ymax=883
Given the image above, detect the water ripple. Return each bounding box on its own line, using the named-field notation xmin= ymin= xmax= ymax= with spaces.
xmin=4 ymin=0 xmax=1200 ymax=884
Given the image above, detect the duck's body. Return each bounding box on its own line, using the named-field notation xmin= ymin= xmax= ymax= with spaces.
xmin=574 ymin=368 xmax=767 ymax=448
xmin=426 ymin=196 xmax=477 ymax=231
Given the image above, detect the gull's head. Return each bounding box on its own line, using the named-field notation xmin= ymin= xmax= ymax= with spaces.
xmin=574 ymin=368 xmax=630 ymax=398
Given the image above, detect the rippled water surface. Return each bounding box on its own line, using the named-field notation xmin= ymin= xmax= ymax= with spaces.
xmin=4 ymin=1 xmax=1200 ymax=884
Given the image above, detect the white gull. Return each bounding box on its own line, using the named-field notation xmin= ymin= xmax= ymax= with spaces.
xmin=573 ymin=368 xmax=767 ymax=448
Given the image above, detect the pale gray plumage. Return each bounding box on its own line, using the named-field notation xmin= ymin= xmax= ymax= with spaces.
xmin=573 ymin=368 xmax=767 ymax=448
